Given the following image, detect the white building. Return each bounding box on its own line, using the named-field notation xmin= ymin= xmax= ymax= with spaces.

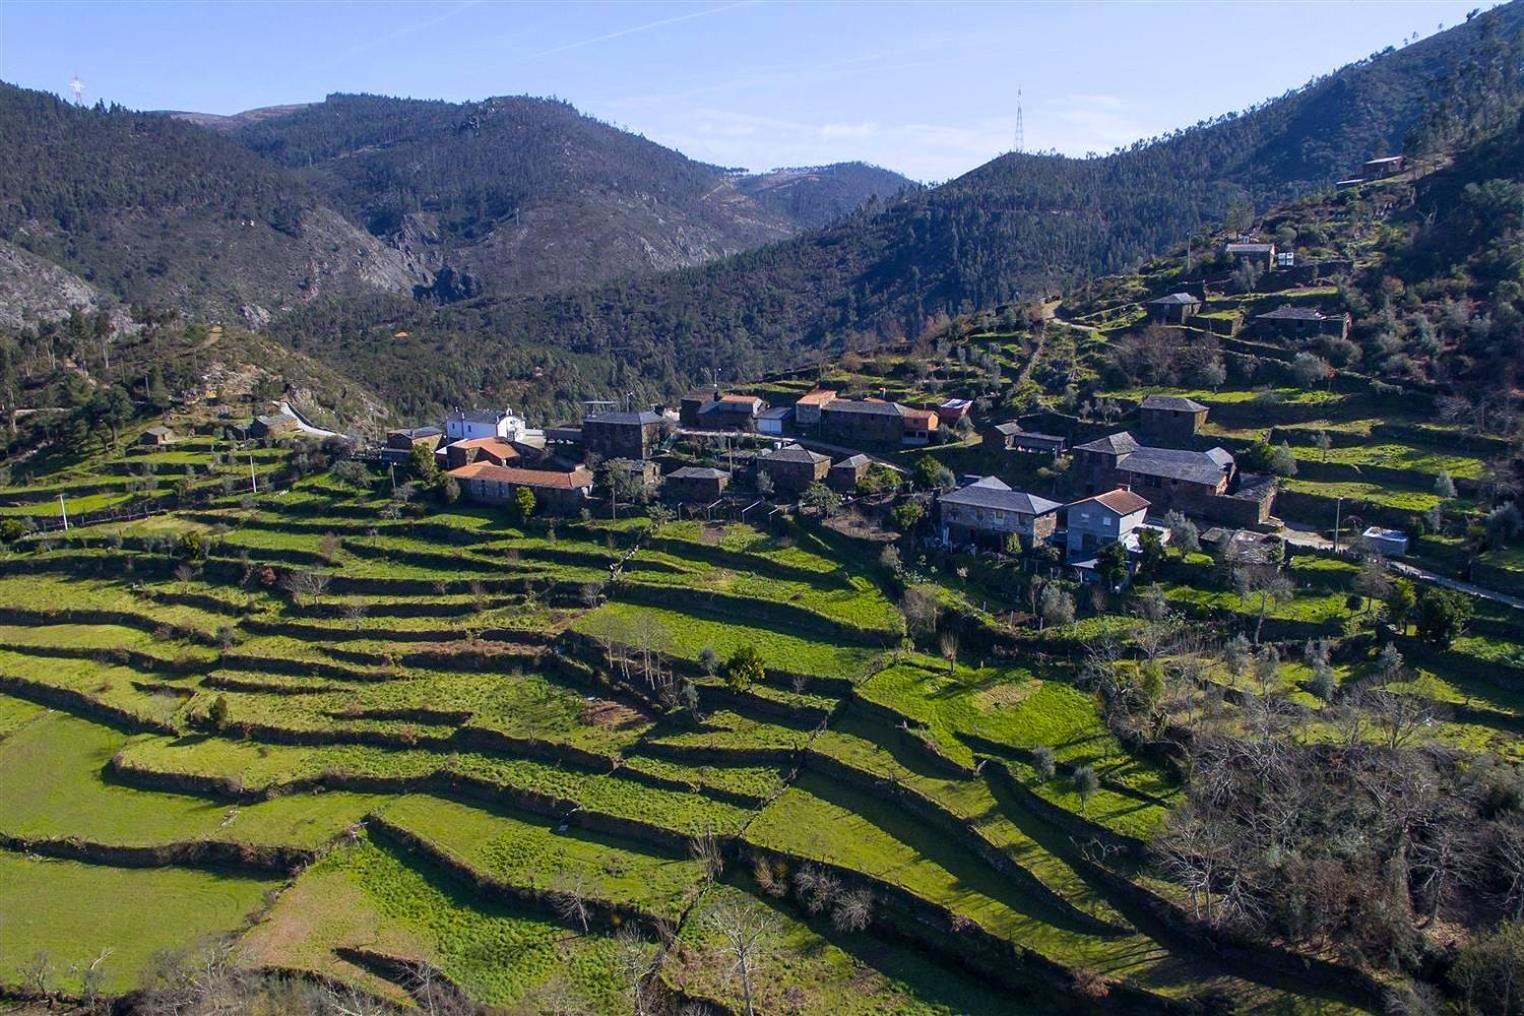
xmin=444 ymin=408 xmax=527 ymax=443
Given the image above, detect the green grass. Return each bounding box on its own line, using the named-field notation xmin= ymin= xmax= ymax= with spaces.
xmin=240 ymin=837 xmax=646 ymax=1010
xmin=573 ymin=602 xmax=881 ymax=681
xmin=0 ymin=852 xmax=280 ymax=994
xmin=0 ymin=710 xmax=380 ymax=849
xmin=377 ymin=794 xmax=708 ymax=922
xmin=669 ymin=881 xmax=1034 ymax=1015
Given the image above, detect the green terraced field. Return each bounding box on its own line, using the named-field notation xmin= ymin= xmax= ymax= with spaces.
xmin=0 ymin=851 xmax=281 ymax=994
xmin=0 ymin=472 xmax=1452 ymax=1012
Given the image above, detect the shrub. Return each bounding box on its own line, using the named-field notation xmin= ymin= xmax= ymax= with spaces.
xmin=725 ymin=644 xmax=765 ymax=690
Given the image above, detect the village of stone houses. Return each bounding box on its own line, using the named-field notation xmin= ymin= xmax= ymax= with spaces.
xmin=2 ymin=143 xmax=1523 ymax=1016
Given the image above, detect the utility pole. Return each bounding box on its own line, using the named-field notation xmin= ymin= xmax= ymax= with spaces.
xmin=57 ymin=493 xmax=68 ymax=531
xmin=249 ymin=453 xmax=258 ymax=494
xmin=1333 ymin=496 xmax=1344 ymax=554
xmin=389 ymin=463 xmax=398 ymax=495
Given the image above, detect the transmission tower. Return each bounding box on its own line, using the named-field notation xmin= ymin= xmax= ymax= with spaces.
xmin=1013 ymin=87 xmax=1024 ymax=154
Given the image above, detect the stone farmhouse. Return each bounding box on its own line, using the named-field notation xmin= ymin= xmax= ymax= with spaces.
xmin=757 ymin=445 xmax=830 ymax=495
xmin=938 ymin=476 xmax=1061 ymax=551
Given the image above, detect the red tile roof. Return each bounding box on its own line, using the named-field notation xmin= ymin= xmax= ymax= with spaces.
xmin=448 ymin=463 xmax=593 ymax=489
xmin=795 ymin=389 xmax=837 ymax=405
xmin=1074 ymin=488 xmax=1150 ymax=515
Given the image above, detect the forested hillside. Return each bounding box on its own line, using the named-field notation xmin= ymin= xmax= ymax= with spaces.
xmin=266 ymin=3 xmax=1524 ymax=420
xmin=0 ymin=84 xmax=422 ymax=322
xmin=226 ymin=93 xmax=913 ymax=298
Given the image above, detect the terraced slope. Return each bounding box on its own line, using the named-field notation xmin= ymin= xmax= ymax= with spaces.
xmin=0 ymin=474 xmax=1403 ymax=1013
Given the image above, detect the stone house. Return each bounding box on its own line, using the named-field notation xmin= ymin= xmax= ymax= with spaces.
xmin=828 ymin=453 xmax=871 ymax=492
xmin=1225 ymin=242 xmax=1276 ymax=271
xmin=1138 ymin=394 xmax=1208 ymax=444
xmin=582 ymin=410 xmax=665 ymax=461
xmin=937 ymin=398 xmax=973 ymax=426
xmin=983 ymin=422 xmax=1066 ymax=455
xmin=820 ymin=399 xmax=904 ymax=447
xmin=1362 ymin=155 xmax=1405 ymax=178
xmin=663 ymin=466 xmax=730 ymax=503
xmin=694 ymin=393 xmax=767 ymax=431
xmin=447 ymin=462 xmax=594 ymax=514
xmin=757 ymin=445 xmax=830 ymax=496
xmin=1253 ymin=305 xmax=1351 ymax=341
xmin=1146 ymin=292 xmax=1202 ymax=324
xmin=138 ymin=426 xmax=175 ymax=447
xmin=250 ymin=414 xmax=300 ymax=439
xmin=939 ymin=476 xmax=1061 ymax=551
xmin=441 ymin=436 xmax=518 ymax=471
xmin=792 ymin=389 xmax=837 ymax=428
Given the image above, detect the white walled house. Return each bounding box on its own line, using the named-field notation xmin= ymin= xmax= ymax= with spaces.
xmin=444 ymin=408 xmax=527 ymax=444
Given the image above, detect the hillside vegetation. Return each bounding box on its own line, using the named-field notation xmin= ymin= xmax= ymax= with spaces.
xmin=261 ymin=5 xmax=1524 ymax=418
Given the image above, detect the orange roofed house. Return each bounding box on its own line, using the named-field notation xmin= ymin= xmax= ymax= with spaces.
xmin=792 ymin=388 xmax=838 ymax=428
xmin=447 ymin=462 xmax=595 ymax=514
xmin=441 ymin=436 xmax=519 ymax=470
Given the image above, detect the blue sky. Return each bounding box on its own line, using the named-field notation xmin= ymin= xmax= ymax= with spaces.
xmin=0 ymin=1 xmax=1499 ymax=181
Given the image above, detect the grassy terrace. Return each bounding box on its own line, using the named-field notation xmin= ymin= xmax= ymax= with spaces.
xmin=744 ymin=774 xmax=1303 ymax=1007
xmin=573 ymin=601 xmax=884 ymax=681
xmin=376 ymin=793 xmax=709 ymax=922
xmin=0 ymin=852 xmax=281 ymax=994
xmin=666 ymin=881 xmax=1025 ymax=1015
xmin=0 ymin=469 xmax=1428 ymax=1011
xmin=240 ymin=836 xmax=644 ymax=1011
xmin=0 ymin=708 xmax=379 ymax=850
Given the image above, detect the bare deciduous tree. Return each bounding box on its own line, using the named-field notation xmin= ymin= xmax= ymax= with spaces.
xmin=549 ymin=868 xmax=594 ymax=933
xmin=702 ymin=894 xmax=777 ymax=1016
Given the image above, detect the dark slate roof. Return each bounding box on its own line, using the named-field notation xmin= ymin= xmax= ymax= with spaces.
xmin=1010 ymin=431 xmax=1065 ymax=446
xmin=1205 ymin=447 xmax=1235 ymax=468
xmin=392 ymin=426 xmax=442 ymax=439
xmin=1257 ymin=305 xmax=1331 ymax=322
xmin=1116 ymin=446 xmax=1230 ymax=486
xmin=668 ymin=466 xmax=730 ymax=480
xmin=143 ymin=426 xmax=173 ymax=436
xmin=941 ymin=476 xmax=1061 ymax=515
xmin=758 ymin=406 xmax=793 ymax=421
xmin=584 ymin=410 xmax=663 ymax=426
xmin=833 ymin=453 xmax=871 ymax=468
xmin=991 ymin=421 xmax=1024 ymax=435
xmin=1149 ymin=292 xmax=1200 ymax=305
xmin=1074 ymin=431 xmax=1141 ymax=456
xmin=823 ymin=399 xmax=903 ymax=417
xmin=760 ymin=445 xmax=830 ymax=465
xmin=450 ymin=409 xmax=510 ymax=424
xmin=698 ymin=399 xmax=757 ymax=416
xmin=1141 ymin=394 xmax=1208 ymax=413
xmin=1226 ymin=242 xmax=1274 ymax=253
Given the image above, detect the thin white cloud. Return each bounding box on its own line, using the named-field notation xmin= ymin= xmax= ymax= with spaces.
xmin=339 ymin=1 xmax=484 ymax=62
xmin=527 ymin=1 xmax=762 ymax=59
